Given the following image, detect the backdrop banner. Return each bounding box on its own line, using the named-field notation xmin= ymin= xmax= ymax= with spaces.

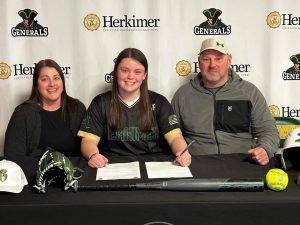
xmin=1 ymin=0 xmax=300 ymax=155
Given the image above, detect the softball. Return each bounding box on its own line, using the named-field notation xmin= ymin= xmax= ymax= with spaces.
xmin=265 ymin=168 xmax=288 ymax=191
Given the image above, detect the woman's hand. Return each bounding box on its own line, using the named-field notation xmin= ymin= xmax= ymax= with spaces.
xmin=88 ymin=153 xmax=109 ymax=168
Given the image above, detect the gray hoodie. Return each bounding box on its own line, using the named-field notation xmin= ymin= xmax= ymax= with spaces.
xmin=172 ymin=69 xmax=279 ymax=157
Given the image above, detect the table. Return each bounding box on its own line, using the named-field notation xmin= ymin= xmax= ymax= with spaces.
xmin=1 ymin=154 xmax=300 ymax=225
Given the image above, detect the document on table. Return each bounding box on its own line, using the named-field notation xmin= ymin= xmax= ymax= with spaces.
xmin=96 ymin=161 xmax=141 ymax=180
xmin=145 ymin=161 xmax=193 ymax=179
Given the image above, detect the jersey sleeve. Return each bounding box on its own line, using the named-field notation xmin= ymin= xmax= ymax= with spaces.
xmin=154 ymin=93 xmax=181 ymax=136
xmin=77 ymin=95 xmax=108 ymax=143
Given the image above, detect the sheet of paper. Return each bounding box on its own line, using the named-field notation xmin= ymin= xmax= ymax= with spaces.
xmin=96 ymin=161 xmax=141 ymax=180
xmin=145 ymin=161 xmax=193 ymax=179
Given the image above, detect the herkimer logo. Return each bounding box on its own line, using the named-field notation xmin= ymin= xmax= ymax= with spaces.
xmin=11 ymin=9 xmax=48 ymax=37
xmin=0 ymin=62 xmax=12 ymax=80
xmin=13 ymin=63 xmax=71 ymax=80
xmin=194 ymin=8 xmax=231 ymax=35
xmin=270 ymin=104 xmax=300 ymax=142
xmin=267 ymin=11 xmax=300 ymax=29
xmin=191 ymin=61 xmax=250 ymax=77
xmin=269 ymin=105 xmax=300 ymax=118
xmin=84 ymin=14 xmax=100 ymax=31
xmin=282 ymin=54 xmax=300 ymax=80
xmin=176 ymin=60 xmax=192 ymax=76
xmin=84 ymin=14 xmax=160 ymax=32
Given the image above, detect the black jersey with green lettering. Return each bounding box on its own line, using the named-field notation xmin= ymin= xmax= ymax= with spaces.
xmin=79 ymin=91 xmax=180 ymax=156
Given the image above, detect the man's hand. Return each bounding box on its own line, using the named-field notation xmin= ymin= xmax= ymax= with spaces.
xmin=248 ymin=147 xmax=269 ymax=165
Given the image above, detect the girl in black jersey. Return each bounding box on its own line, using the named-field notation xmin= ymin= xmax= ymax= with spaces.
xmin=78 ymin=48 xmax=191 ymax=168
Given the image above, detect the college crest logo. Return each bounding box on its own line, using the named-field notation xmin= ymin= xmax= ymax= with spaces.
xmin=194 ymin=8 xmax=231 ymax=35
xmin=176 ymin=60 xmax=192 ymax=76
xmin=282 ymin=54 xmax=300 ymax=80
xmin=11 ymin=9 xmax=48 ymax=37
xmin=266 ymin=11 xmax=281 ymax=28
xmin=269 ymin=105 xmax=281 ymax=117
xmin=0 ymin=62 xmax=12 ymax=80
xmin=84 ymin=14 xmax=101 ymax=31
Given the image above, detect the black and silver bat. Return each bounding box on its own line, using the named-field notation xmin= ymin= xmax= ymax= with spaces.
xmin=72 ymin=178 xmax=264 ymax=192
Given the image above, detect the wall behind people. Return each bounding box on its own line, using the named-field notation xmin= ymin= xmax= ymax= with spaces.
xmin=0 ymin=0 xmax=299 ymax=156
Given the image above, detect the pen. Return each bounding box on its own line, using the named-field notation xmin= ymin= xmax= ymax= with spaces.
xmin=174 ymin=140 xmax=196 ymax=162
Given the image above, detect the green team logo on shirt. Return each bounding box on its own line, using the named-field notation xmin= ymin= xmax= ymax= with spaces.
xmin=81 ymin=116 xmax=91 ymax=129
xmin=168 ymin=115 xmax=178 ymax=126
xmin=110 ymin=127 xmax=159 ymax=141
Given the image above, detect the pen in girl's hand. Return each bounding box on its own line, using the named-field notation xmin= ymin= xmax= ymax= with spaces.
xmin=174 ymin=140 xmax=196 ymax=162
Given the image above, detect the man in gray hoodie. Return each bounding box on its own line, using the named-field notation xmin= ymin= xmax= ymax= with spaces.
xmin=172 ymin=37 xmax=279 ymax=165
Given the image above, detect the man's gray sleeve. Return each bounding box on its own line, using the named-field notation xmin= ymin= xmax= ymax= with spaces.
xmin=250 ymin=87 xmax=279 ymax=157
